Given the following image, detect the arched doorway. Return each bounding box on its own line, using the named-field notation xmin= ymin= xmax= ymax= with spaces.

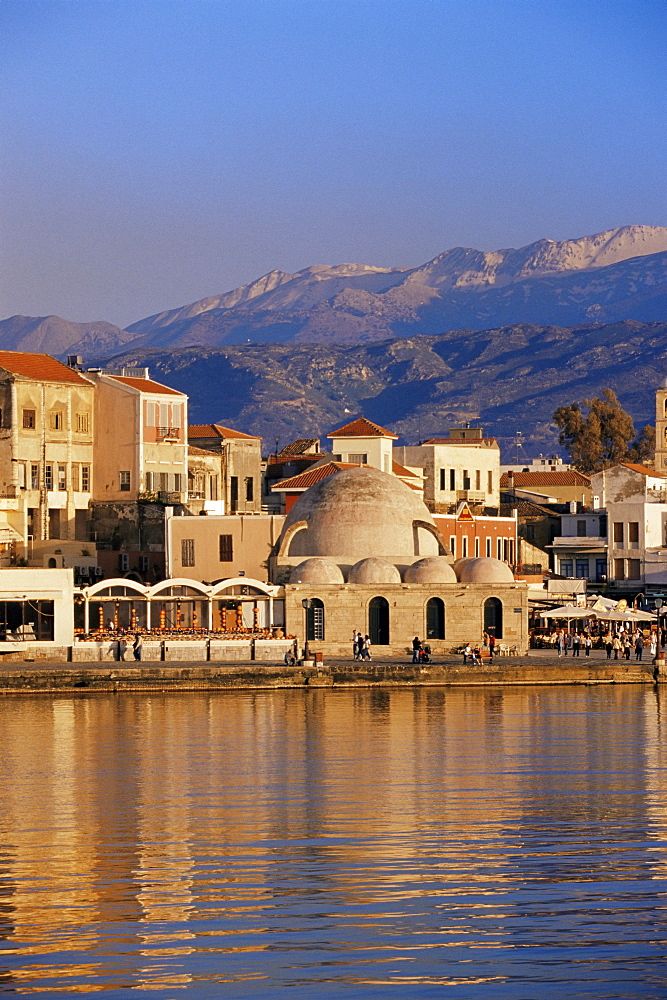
xmin=426 ymin=597 xmax=445 ymax=639
xmin=484 ymin=597 xmax=503 ymax=639
xmin=306 ymin=598 xmax=325 ymax=641
xmin=369 ymin=596 xmax=389 ymax=645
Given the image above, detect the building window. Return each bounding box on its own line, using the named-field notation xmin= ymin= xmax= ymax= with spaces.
xmin=245 ymin=477 xmax=254 ymax=502
xmin=171 ymin=404 xmax=181 ymax=428
xmin=348 ymin=453 xmax=367 ymax=464
xmin=525 ymin=524 xmax=535 ymax=541
xmin=230 ymin=476 xmax=239 ymax=510
xmin=449 ymin=536 xmax=456 ymax=558
xmin=50 ymin=411 xmax=63 ymax=430
xmin=462 ymin=536 xmax=468 ymax=557
xmin=71 ymin=464 xmax=79 ymax=491
xmin=440 ymin=469 xmax=446 ymax=491
xmin=483 ymin=597 xmax=503 ymax=639
xmin=426 ymin=597 xmax=445 ymax=639
xmin=174 ymin=473 xmax=183 ymax=492
xmin=219 ymin=534 xmax=233 ymax=561
xmin=81 ymin=465 xmax=90 ymax=492
xmin=486 ymin=537 xmax=492 ymax=557
xmin=145 ymin=471 xmax=153 ymax=490
xmin=474 ymin=537 xmax=480 ymax=558
xmin=497 ymin=537 xmax=503 ymax=560
xmin=209 ymin=475 xmax=218 ymax=500
xmin=463 ymin=470 xmax=471 ymax=490
xmin=450 ymin=469 xmax=455 ymax=490
xmin=577 ymin=520 xmax=587 ymax=537
xmin=561 ymin=560 xmax=573 ymax=577
xmin=76 ymin=412 xmax=89 ymax=433
xmin=475 ymin=470 xmax=481 ymax=491
xmin=368 ymin=596 xmax=390 ymax=645
xmin=45 ymin=464 xmax=53 ymax=491
xmin=628 ymin=559 xmax=641 ymax=580
xmin=119 ymin=471 xmax=131 ymax=491
xmin=488 ymin=471 xmax=493 ymax=493
xmin=306 ymin=598 xmax=325 ymax=641
xmin=628 ymin=522 xmax=639 ymax=547
xmin=595 ymin=559 xmax=607 ymax=582
xmin=23 ymin=409 xmax=35 ymax=429
xmin=575 ymin=559 xmax=589 ymax=579
xmin=181 ymin=538 xmax=195 ymax=567
xmin=614 ymin=558 xmax=625 ymax=580
xmin=613 ymin=522 xmax=623 ymax=544
xmin=30 ymin=464 xmax=39 ymax=489
xmin=58 ymin=465 xmax=66 ymax=490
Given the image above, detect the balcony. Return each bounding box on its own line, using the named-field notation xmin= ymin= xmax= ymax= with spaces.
xmin=456 ymin=490 xmax=486 ymax=503
xmin=550 ymin=536 xmax=607 ymax=550
xmin=157 ymin=426 xmax=180 ymax=441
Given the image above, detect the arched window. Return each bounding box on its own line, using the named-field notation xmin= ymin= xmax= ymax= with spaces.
xmin=426 ymin=597 xmax=445 ymax=639
xmin=484 ymin=597 xmax=503 ymax=639
xmin=306 ymin=598 xmax=325 ymax=641
xmin=369 ymin=596 xmax=390 ymax=645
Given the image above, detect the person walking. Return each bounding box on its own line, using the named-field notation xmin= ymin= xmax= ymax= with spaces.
xmin=605 ymin=633 xmax=613 ymax=660
xmin=362 ymin=635 xmax=372 ymax=660
xmin=584 ymin=634 xmax=592 ymax=656
xmin=612 ymin=634 xmax=622 ymax=660
xmin=356 ymin=632 xmax=365 ymax=660
xmin=352 ymin=629 xmax=360 ymax=660
xmin=635 ymin=632 xmax=644 ymax=661
xmin=488 ymin=633 xmax=496 ymax=659
xmin=650 ymin=630 xmax=658 ymax=659
xmin=556 ymin=631 xmax=564 ymax=657
xmin=132 ymin=633 xmax=143 ymax=661
xmin=623 ymin=635 xmax=632 ymax=660
xmin=572 ymin=632 xmax=581 ymax=657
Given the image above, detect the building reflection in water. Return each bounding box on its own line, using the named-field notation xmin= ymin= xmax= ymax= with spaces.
xmin=0 ymin=686 xmax=665 ymax=993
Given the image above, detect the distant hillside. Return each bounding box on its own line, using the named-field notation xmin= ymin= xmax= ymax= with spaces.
xmin=0 ymin=315 xmax=133 ymax=358
xmin=102 ymin=319 xmax=667 ymax=458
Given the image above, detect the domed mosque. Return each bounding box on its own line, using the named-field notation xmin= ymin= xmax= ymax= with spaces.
xmin=270 ymin=466 xmax=528 ymax=655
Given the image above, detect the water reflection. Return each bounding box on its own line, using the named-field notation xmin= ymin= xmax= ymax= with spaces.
xmin=0 ymin=686 xmax=666 ymax=996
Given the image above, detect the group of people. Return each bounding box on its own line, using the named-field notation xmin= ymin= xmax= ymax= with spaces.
xmin=109 ymin=633 xmax=143 ymax=661
xmin=352 ymin=630 xmax=372 ymax=660
xmin=552 ymin=627 xmax=660 ymax=661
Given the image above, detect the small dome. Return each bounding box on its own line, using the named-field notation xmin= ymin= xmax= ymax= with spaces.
xmin=403 ymin=557 xmax=457 ymax=584
xmin=457 ymin=557 xmax=515 ymax=584
xmin=290 ymin=558 xmax=345 ymax=584
xmin=348 ymin=557 xmax=401 ymax=585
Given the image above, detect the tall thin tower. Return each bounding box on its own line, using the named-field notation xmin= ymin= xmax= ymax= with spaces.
xmin=654 ymin=377 xmax=667 ymax=470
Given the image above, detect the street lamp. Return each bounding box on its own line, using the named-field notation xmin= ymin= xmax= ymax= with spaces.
xmin=655 ymin=598 xmax=664 ymax=665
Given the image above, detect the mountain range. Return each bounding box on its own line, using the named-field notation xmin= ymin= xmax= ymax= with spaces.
xmin=2 ymin=225 xmax=667 ymax=358
xmin=2 ymin=225 xmax=666 ymax=455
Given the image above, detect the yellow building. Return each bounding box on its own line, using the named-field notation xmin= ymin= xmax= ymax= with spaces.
xmin=87 ymin=368 xmax=188 ymax=501
xmin=0 ymin=352 xmax=95 ymax=563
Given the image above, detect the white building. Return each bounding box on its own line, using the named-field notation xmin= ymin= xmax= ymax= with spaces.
xmin=395 ymin=427 xmax=500 ymax=512
xmin=591 ymin=463 xmax=667 ymax=591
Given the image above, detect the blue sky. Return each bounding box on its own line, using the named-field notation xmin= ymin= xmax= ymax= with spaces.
xmin=2 ymin=0 xmax=665 ymax=327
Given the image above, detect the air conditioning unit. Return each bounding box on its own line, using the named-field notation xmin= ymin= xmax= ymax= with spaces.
xmin=94 ymin=566 xmax=104 ymax=577
xmin=119 ymin=554 xmax=130 ymax=572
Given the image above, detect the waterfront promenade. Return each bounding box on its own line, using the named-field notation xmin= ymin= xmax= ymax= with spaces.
xmin=0 ymin=647 xmax=661 ymax=693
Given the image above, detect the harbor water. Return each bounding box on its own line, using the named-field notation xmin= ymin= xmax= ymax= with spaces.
xmin=1 ymin=686 xmax=666 ymax=997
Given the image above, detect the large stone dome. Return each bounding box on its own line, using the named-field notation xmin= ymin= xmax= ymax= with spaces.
xmin=290 ymin=558 xmax=345 ymax=584
xmin=457 ymin=557 xmax=514 ymax=584
xmin=348 ymin=557 xmax=402 ymax=585
xmin=279 ymin=467 xmax=442 ymax=560
xmin=403 ymin=557 xmax=457 ymax=584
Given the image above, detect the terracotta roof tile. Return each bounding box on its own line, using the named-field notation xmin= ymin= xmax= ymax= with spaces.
xmin=392 ymin=460 xmax=423 ymax=479
xmin=272 ymin=461 xmax=359 ymax=491
xmin=500 ymin=471 xmax=591 ymax=487
xmin=188 ymin=445 xmax=220 ymax=457
xmin=188 ymin=423 xmax=260 ymax=440
xmin=620 ymin=463 xmax=667 ymax=478
xmin=111 ymin=375 xmax=185 ymax=396
xmin=0 ymin=351 xmax=91 ymax=385
xmin=328 ymin=416 xmax=398 ymax=439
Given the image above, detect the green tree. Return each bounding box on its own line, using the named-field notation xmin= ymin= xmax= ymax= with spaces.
xmin=553 ymin=389 xmax=653 ymax=473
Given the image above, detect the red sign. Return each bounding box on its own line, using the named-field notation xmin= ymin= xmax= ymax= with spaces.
xmin=457 ymin=502 xmax=474 ymax=522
